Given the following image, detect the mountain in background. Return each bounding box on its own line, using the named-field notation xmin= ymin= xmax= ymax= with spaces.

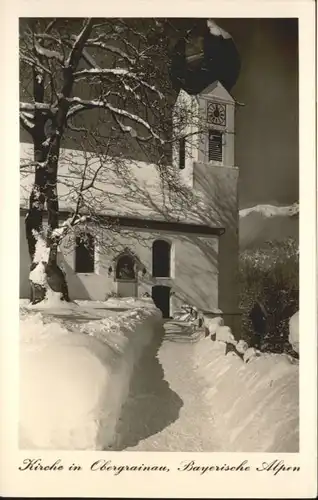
xmin=239 ymin=202 xmax=299 ymax=250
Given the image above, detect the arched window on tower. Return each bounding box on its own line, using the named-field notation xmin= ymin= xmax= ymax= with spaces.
xmin=152 ymin=240 xmax=171 ymax=278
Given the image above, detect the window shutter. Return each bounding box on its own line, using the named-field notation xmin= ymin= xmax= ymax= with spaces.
xmin=208 ymin=130 xmax=223 ymax=162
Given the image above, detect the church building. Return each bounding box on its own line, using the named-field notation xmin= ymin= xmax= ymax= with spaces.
xmin=20 ymin=81 xmax=240 ymax=327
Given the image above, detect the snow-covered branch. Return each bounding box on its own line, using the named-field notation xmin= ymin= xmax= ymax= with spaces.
xmin=73 ymin=67 xmax=130 ymax=81
xmin=34 ymin=41 xmax=64 ymax=64
xmin=44 ymin=19 xmax=58 ymax=34
xmin=65 ymin=18 xmax=94 ymax=69
xmin=20 ymin=112 xmax=35 ymax=134
xmin=20 ymin=102 xmax=57 ymax=114
xmin=51 ymin=214 xmax=89 ymax=242
xmin=85 ymin=39 xmax=135 ymax=65
xmin=73 ymin=67 xmax=163 ymax=99
xmin=67 ymin=122 xmax=87 ymax=133
xmin=20 ymin=52 xmax=52 ymax=75
xmin=111 ymin=112 xmax=151 ymax=142
xmin=80 ymin=47 xmax=101 ymax=70
xmin=34 ymin=33 xmax=64 ymax=44
xmin=66 ymin=97 xmax=164 ymax=143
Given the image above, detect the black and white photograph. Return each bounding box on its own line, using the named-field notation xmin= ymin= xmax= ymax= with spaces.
xmin=0 ymin=1 xmax=316 ymax=497
xmin=18 ymin=14 xmax=301 ymax=453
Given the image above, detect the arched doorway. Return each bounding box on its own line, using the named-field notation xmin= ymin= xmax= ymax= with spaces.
xmin=152 ymin=285 xmax=171 ymax=318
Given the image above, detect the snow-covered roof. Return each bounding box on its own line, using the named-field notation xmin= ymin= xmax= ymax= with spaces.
xmin=20 ymin=142 xmax=222 ymax=228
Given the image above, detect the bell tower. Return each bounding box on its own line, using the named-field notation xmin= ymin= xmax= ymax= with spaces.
xmin=198 ymin=81 xmax=235 ymax=168
xmin=172 ymin=81 xmax=236 ymax=187
xmin=173 ymin=81 xmax=240 ymax=334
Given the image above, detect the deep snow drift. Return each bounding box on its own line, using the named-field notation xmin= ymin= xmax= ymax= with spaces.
xmin=19 ymin=298 xmax=299 ymax=452
xmin=119 ymin=332 xmax=299 ymax=452
xmin=194 ymin=338 xmax=299 ymax=452
xmin=289 ymin=310 xmax=299 ymax=354
xmin=19 ymin=298 xmax=161 ymax=450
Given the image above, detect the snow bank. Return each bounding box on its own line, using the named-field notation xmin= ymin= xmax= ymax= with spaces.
xmin=289 ymin=310 xmax=299 ymax=354
xmin=27 ymin=289 xmax=75 ymax=309
xmin=193 ymin=338 xmax=299 ymax=452
xmin=19 ymin=300 xmax=161 ymax=450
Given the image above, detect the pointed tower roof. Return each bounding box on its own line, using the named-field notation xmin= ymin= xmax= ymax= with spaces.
xmin=199 ymin=80 xmax=235 ymax=103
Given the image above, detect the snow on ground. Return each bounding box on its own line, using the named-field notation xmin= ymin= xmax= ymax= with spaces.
xmin=289 ymin=310 xmax=299 ymax=354
xmin=20 ymin=298 xmax=299 ymax=452
xmin=195 ymin=338 xmax=299 ymax=452
xmin=116 ymin=326 xmax=223 ymax=451
xmin=19 ymin=298 xmax=161 ymax=450
xmin=116 ymin=332 xmax=299 ymax=452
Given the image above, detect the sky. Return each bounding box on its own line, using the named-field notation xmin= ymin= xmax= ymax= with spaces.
xmin=217 ymin=18 xmax=299 ymax=209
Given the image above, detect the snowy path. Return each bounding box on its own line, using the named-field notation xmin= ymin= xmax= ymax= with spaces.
xmin=114 ymin=324 xmax=222 ymax=451
xmin=20 ymin=300 xmax=298 ymax=452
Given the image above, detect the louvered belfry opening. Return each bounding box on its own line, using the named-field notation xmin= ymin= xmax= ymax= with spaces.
xmin=208 ymin=130 xmax=223 ymax=162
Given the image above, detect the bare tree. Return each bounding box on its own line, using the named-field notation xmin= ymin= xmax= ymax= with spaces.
xmin=20 ymin=17 xmax=195 ymax=304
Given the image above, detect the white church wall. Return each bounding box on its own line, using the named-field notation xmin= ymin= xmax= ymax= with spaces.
xmin=171 ymin=233 xmax=219 ymax=313
xmin=193 ymin=162 xmax=239 ymax=328
xmin=20 ymin=218 xmax=219 ymax=313
xmin=224 ymin=101 xmax=235 ymax=167
xmin=172 ymin=90 xmax=200 ymax=189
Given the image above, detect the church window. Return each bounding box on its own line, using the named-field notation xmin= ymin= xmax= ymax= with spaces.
xmin=179 ymin=137 xmax=186 ymax=169
xmin=116 ymin=254 xmax=136 ymax=281
xmin=208 ymin=130 xmax=223 ymax=162
xmin=75 ymin=233 xmax=95 ymax=273
xmin=152 ymin=240 xmax=171 ymax=277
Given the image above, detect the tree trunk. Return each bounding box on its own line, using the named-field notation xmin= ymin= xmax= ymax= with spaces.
xmin=45 ymin=137 xmax=70 ymax=302
xmin=45 ymin=264 xmax=70 ymax=302
xmin=25 ymin=135 xmax=48 ymax=303
xmin=25 ymin=22 xmax=94 ymax=304
xmin=26 ymin=135 xmax=70 ymax=303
